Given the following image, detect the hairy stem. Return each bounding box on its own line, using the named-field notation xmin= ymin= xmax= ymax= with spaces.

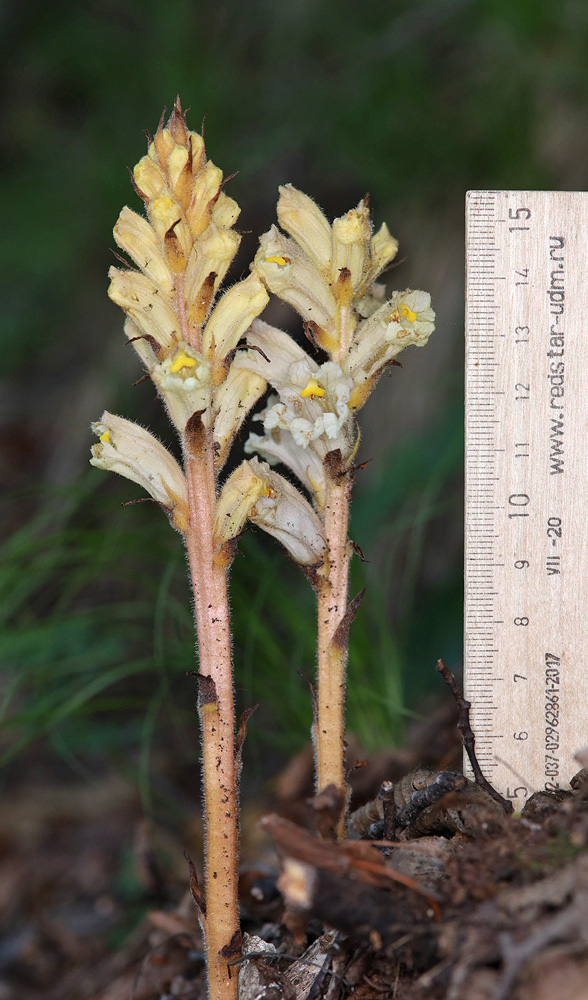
xmin=315 ymin=457 xmax=352 ymax=838
xmin=313 ymin=301 xmax=355 ymax=837
xmin=184 ymin=419 xmax=239 ymax=1000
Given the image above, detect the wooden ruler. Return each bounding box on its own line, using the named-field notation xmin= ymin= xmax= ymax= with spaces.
xmin=465 ymin=190 xmax=588 ymax=803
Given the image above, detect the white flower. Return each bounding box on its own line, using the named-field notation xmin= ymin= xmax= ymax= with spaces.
xmin=247 ymin=459 xmax=326 ymax=565
xmin=385 ymin=290 xmax=435 ymax=344
xmin=262 ymin=359 xmax=353 ymax=449
xmin=151 ymin=343 xmax=212 ymax=433
xmin=240 ymin=322 xmax=356 ymax=504
xmin=343 ymin=288 xmax=436 ymax=411
xmin=240 ymin=322 xmax=354 ymax=456
xmin=90 ymin=412 xmax=188 ymax=532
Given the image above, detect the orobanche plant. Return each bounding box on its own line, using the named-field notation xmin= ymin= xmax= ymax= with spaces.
xmin=91 ymin=98 xmax=435 ymax=998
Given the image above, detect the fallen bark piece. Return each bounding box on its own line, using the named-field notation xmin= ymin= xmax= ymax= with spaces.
xmin=496 ymin=852 xmax=588 ymax=916
xmin=261 ymin=813 xmax=441 ymax=943
xmin=374 ymin=837 xmax=455 ymax=890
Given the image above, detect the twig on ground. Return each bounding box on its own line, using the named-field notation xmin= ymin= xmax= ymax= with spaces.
xmin=436 ymin=658 xmax=513 ymax=814
xmin=379 ymin=781 xmax=397 ymax=842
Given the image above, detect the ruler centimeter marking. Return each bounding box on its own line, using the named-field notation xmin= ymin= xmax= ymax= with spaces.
xmin=465 ymin=191 xmax=588 ymax=802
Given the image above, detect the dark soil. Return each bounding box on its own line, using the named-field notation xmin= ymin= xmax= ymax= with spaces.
xmin=2 ymin=703 xmax=588 ymax=1000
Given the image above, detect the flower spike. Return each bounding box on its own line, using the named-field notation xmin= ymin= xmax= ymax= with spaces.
xmin=93 ymin=102 xmax=274 ymax=999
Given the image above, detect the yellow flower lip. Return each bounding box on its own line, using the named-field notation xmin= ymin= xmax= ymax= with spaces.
xmin=300 ymin=377 xmax=325 ymax=399
xmin=265 ymin=254 xmax=288 ymax=266
xmin=170 ymin=350 xmax=197 ymax=373
xmin=100 ymin=430 xmax=111 ymax=444
xmin=391 ymin=304 xmax=417 ymax=324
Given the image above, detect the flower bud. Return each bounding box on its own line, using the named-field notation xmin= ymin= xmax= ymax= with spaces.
xmin=202 ymin=273 xmax=269 ymax=375
xmin=151 ymin=126 xmax=175 ymax=166
xmin=213 ymin=460 xmax=267 ymax=550
xmin=167 ymin=144 xmax=190 ymax=194
xmin=212 ymin=192 xmax=240 ymax=229
xmin=184 ymin=225 xmax=241 ymax=326
xmin=147 ymin=194 xmax=191 ymax=257
xmin=213 ymin=364 xmax=268 ymax=469
xmin=186 ymin=161 xmax=223 ymax=239
xmin=331 ymin=201 xmax=371 ymax=292
xmin=133 ymin=156 xmax=166 ymax=200
xmin=108 ymin=268 xmax=178 ymax=355
xmin=113 ymin=207 xmax=174 ymax=295
xmin=370 ymin=222 xmax=398 ymax=275
xmin=276 ymin=184 xmax=332 ymax=272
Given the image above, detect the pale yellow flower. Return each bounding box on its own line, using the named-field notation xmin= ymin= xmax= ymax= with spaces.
xmin=254 ymin=227 xmax=336 ymax=333
xmin=214 ymin=458 xmax=326 ymax=565
xmin=90 ymin=412 xmax=188 ymax=532
xmin=344 ymin=289 xmax=436 ymax=411
xmin=201 ymin=273 xmax=269 ymax=374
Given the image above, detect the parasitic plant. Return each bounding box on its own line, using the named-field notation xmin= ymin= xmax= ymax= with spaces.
xmin=91 ymin=98 xmax=434 ymax=996
xmin=241 ymin=187 xmax=435 ymax=833
xmin=92 ymin=99 xmax=266 ymax=998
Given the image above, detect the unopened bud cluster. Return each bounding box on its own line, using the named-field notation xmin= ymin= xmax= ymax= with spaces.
xmin=92 ymin=100 xmax=269 ymax=543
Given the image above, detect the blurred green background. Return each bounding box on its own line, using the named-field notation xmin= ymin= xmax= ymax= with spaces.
xmin=2 ymin=0 xmax=588 ymax=796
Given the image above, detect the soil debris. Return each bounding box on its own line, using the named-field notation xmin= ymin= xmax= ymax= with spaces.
xmin=3 ymin=672 xmax=588 ymax=999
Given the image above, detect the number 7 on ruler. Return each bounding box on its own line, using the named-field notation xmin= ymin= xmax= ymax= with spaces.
xmin=465 ymin=190 xmax=588 ymax=800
